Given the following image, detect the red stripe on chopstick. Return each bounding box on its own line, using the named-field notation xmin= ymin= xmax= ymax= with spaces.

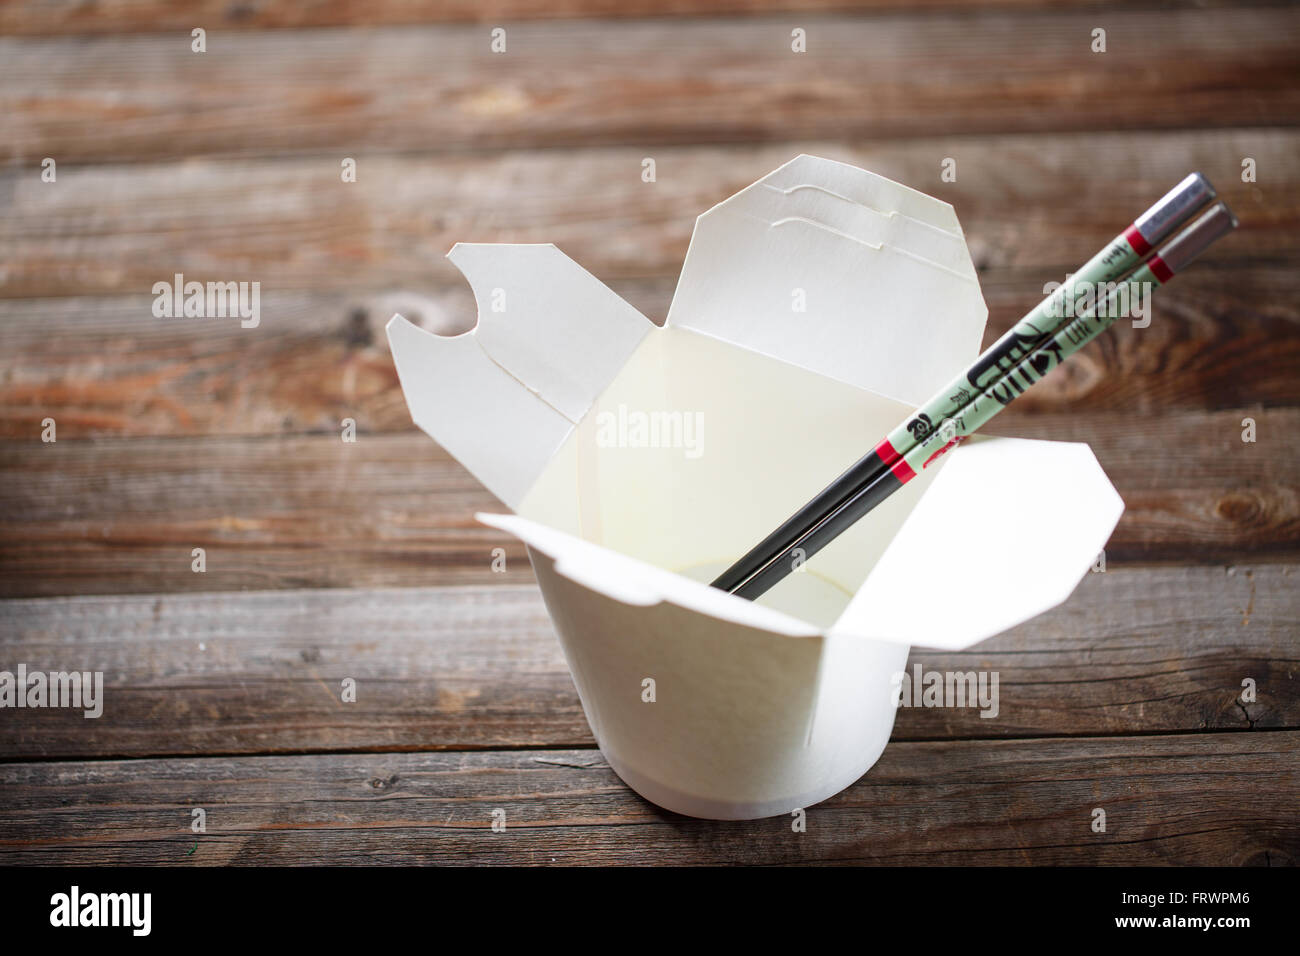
xmin=1123 ymin=224 xmax=1151 ymax=256
xmin=889 ymin=457 xmax=916 ymax=482
xmin=922 ymin=436 xmax=965 ymax=469
xmin=1148 ymin=254 xmax=1175 ymax=283
xmin=873 ymin=438 xmax=901 ymax=465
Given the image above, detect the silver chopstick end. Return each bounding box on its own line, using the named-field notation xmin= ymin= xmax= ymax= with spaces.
xmin=1135 ymin=172 xmax=1218 ymax=246
xmin=1156 ymin=201 xmax=1238 ymax=275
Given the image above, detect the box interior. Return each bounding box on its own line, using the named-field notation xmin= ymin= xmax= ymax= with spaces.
xmin=518 ymin=325 xmax=947 ymax=627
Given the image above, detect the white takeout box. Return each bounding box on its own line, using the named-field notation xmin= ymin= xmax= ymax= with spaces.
xmin=387 ymin=156 xmax=1124 ymax=820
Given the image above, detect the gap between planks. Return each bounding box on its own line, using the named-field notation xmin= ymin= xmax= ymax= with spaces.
xmin=0 ymin=566 xmax=1293 ymax=761
xmin=0 ymin=732 xmax=1294 ymax=865
xmin=2 ymin=0 xmax=1286 ymax=37
xmin=1 ymin=412 xmax=1296 ymax=601
xmin=2 ymin=10 xmax=1299 ymax=163
xmin=2 ymin=257 xmax=1298 ymax=438
xmin=3 ymin=130 xmax=1298 ymax=299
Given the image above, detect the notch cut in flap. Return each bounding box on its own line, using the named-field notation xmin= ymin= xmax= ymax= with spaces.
xmin=666 ymin=154 xmax=988 ymax=407
xmin=832 ymin=435 xmax=1125 ymax=650
xmin=385 ymin=243 xmax=651 ymax=509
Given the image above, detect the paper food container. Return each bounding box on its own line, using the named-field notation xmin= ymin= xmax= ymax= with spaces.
xmin=386 ymin=155 xmax=1125 ymax=820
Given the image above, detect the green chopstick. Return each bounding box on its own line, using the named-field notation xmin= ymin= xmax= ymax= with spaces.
xmin=711 ymin=173 xmax=1217 ymax=593
xmin=728 ymin=201 xmax=1238 ymax=601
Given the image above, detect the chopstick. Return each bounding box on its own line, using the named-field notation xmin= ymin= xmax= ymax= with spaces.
xmin=709 ymin=173 xmax=1218 ymax=593
xmin=723 ymin=200 xmax=1239 ymax=601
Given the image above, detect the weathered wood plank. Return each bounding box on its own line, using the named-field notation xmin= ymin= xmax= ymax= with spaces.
xmin=0 ymin=0 xmax=1252 ymax=37
xmin=0 ymin=431 xmax=519 ymax=596
xmin=977 ymin=263 xmax=1300 ymax=417
xmin=4 ymin=131 xmax=1296 ymax=299
xmin=2 ymin=258 xmax=1295 ymax=440
xmin=0 ymin=734 xmax=1294 ymax=864
xmin=0 ymin=289 xmax=470 ymax=440
xmin=0 ymin=410 xmax=1294 ymax=597
xmin=3 ymin=11 xmax=1297 ymax=164
xmin=998 ymin=411 xmax=1300 ymax=564
xmin=0 ymin=585 xmax=585 ymax=756
xmin=0 ymin=567 xmax=1293 ymax=759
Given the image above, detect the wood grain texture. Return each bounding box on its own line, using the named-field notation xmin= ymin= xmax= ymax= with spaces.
xmin=0 ymin=0 xmax=1257 ymax=37
xmin=0 ymin=567 xmax=1293 ymax=760
xmin=0 ymin=431 xmax=517 ymax=596
xmin=2 ymin=259 xmax=1296 ymax=440
xmin=978 ymin=263 xmax=1300 ymax=416
xmin=997 ymin=411 xmax=1300 ymax=564
xmin=3 ymin=10 xmax=1298 ymax=164
xmin=2 ymin=0 xmax=1295 ymax=871
xmin=4 ymin=130 xmax=1296 ymax=299
xmin=1 ymin=733 xmax=1294 ymax=864
xmin=0 ymin=410 xmax=1295 ymax=597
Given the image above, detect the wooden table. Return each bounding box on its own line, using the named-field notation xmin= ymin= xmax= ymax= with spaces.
xmin=0 ymin=1 xmax=1297 ymax=865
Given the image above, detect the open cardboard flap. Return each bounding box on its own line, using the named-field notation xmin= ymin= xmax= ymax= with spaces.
xmin=834 ymin=434 xmax=1123 ymax=648
xmin=477 ymin=511 xmax=821 ymax=638
xmin=477 ymin=424 xmax=1122 ymax=652
xmin=387 ymin=243 xmax=649 ymax=508
xmin=386 ymin=155 xmax=1125 ymax=651
xmin=666 ymin=154 xmax=987 ymax=405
